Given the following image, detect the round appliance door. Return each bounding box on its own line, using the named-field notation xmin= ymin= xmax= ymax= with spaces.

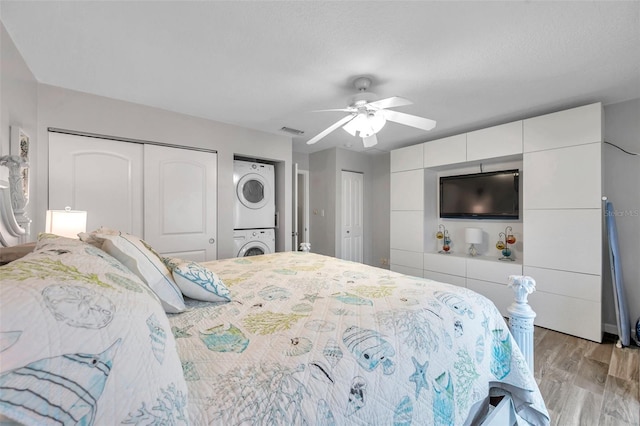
xmin=237 ymin=173 xmax=271 ymax=209
xmin=238 ymin=241 xmax=271 ymax=257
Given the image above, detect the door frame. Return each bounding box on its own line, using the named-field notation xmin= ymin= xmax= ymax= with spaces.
xmin=340 ymin=170 xmax=364 ymax=263
xmin=298 ymin=169 xmax=310 ymax=248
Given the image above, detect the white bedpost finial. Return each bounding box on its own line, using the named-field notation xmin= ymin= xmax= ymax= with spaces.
xmin=507 ymin=275 xmax=537 ymax=371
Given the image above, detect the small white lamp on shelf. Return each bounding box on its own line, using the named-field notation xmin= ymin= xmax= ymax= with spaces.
xmin=465 ymin=227 xmax=483 ymax=257
xmin=45 ymin=207 xmax=87 ymax=239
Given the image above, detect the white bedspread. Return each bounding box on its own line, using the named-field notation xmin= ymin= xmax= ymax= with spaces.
xmin=168 ymin=252 xmax=549 ymax=425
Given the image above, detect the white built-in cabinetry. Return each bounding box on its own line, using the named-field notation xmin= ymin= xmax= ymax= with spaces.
xmin=522 ymin=103 xmax=603 ymax=342
xmin=390 ymin=103 xmax=603 ymax=342
xmin=466 ymin=121 xmax=523 ymax=161
xmin=423 ymin=134 xmax=467 ymax=167
xmin=390 ymin=144 xmax=424 ymax=276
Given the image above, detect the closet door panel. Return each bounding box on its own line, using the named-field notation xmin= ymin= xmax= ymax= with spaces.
xmin=48 ymin=132 xmax=143 ymax=236
xmin=144 ymin=145 xmax=217 ymax=261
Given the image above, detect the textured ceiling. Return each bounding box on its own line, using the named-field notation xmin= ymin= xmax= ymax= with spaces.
xmin=1 ymin=1 xmax=638 ymax=154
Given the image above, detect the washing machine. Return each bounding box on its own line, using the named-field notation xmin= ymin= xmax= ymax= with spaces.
xmin=234 ymin=228 xmax=276 ymax=257
xmin=233 ymin=160 xmax=276 ymax=229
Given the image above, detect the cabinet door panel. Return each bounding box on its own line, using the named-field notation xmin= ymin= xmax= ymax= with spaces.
xmin=524 ymin=143 xmax=601 ymax=209
xmin=523 ymin=103 xmax=602 ymax=152
xmin=466 ymin=279 xmax=512 ymax=317
xmin=390 ymin=169 xmax=423 ymax=211
xmin=390 ymin=249 xmax=423 ymax=270
xmin=467 ymin=121 xmax=523 ymax=161
xmin=144 ymin=145 xmax=217 ymax=261
xmin=423 ymin=252 xmax=466 ymax=276
xmin=390 ymin=264 xmax=423 ymax=278
xmin=523 ymin=266 xmax=600 ymax=302
xmin=423 ymin=134 xmax=467 ymax=167
xmin=390 ymin=211 xmax=423 ymax=252
xmin=524 ymin=209 xmax=601 ymax=275
xmin=527 ymin=290 xmax=602 ymax=342
xmin=424 ymin=270 xmax=466 ymax=287
xmin=48 ymin=132 xmax=143 ymax=236
xmin=391 ymin=144 xmax=423 ymax=172
xmin=466 ymin=258 xmax=522 ymax=284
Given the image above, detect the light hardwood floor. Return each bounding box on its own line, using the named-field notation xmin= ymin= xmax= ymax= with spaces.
xmin=533 ymin=327 xmax=639 ymax=425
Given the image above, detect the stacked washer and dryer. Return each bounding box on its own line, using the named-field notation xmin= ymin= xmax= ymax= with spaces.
xmin=233 ymin=160 xmax=276 ymax=257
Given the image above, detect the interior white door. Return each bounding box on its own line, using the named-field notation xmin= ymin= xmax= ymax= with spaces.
xmin=341 ymin=170 xmax=363 ymax=263
xmin=292 ymin=162 xmax=299 ymax=251
xmin=144 ymin=145 xmax=217 ymax=262
xmin=48 ymin=132 xmax=144 ymax=235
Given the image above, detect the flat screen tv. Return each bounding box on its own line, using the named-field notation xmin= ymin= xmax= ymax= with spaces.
xmin=439 ymin=170 xmax=519 ymax=219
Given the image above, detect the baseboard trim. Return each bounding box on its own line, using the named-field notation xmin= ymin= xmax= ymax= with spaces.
xmin=603 ymin=322 xmax=619 ymax=336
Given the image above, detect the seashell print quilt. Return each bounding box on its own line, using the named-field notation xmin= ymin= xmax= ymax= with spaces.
xmin=0 ymin=234 xmax=189 ymax=425
xmin=169 ymin=252 xmax=550 ymax=425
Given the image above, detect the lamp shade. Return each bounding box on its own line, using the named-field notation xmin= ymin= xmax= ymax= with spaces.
xmin=465 ymin=227 xmax=483 ymax=245
xmin=45 ymin=207 xmax=87 ymax=239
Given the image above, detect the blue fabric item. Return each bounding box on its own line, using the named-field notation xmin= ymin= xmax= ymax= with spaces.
xmin=605 ymin=201 xmax=631 ymax=347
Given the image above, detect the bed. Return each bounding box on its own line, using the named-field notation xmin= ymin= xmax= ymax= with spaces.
xmin=0 ymin=158 xmax=548 ymax=425
xmin=0 ymin=230 xmax=549 ymax=425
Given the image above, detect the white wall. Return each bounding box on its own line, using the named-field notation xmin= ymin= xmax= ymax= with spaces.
xmin=35 ymin=84 xmax=292 ymax=258
xmin=309 ymin=148 xmax=336 ymax=258
xmin=371 ymin=153 xmax=390 ymax=269
xmin=293 ymin=152 xmax=309 ymax=171
xmin=603 ymin=98 xmax=640 ymax=333
xmin=308 ymin=147 xmax=390 ymax=269
xmin=0 ymin=20 xmax=37 ymax=234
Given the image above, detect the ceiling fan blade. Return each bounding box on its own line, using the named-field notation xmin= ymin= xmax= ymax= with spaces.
xmin=342 ymin=113 xmax=364 ymax=136
xmin=313 ymin=108 xmax=354 ymax=113
xmin=366 ymin=96 xmax=413 ymax=110
xmin=382 ymin=109 xmax=436 ymax=131
xmin=362 ymin=134 xmax=378 ymax=148
xmin=306 ymin=114 xmax=356 ymax=145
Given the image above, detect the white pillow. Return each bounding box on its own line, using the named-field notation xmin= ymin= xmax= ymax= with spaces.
xmin=81 ymin=228 xmax=185 ymax=313
xmin=165 ymin=258 xmax=231 ymax=302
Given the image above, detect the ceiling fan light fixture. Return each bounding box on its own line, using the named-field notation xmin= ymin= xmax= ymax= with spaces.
xmin=368 ymin=110 xmax=386 ymax=134
xmin=342 ymin=110 xmax=386 ymax=138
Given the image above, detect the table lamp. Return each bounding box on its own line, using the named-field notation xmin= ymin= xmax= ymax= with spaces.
xmin=45 ymin=207 xmax=87 ymax=239
xmin=465 ymin=227 xmax=483 ymax=257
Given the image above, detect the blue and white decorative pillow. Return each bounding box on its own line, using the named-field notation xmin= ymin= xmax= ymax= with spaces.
xmin=81 ymin=228 xmax=186 ymax=313
xmin=164 ymin=258 xmax=231 ymax=303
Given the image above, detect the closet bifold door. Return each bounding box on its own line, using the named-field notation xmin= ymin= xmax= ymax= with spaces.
xmin=143 ymin=144 xmax=217 ymax=262
xmin=48 ymin=132 xmax=144 ymax=236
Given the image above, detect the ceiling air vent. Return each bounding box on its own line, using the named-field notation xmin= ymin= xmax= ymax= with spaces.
xmin=280 ymin=126 xmax=305 ymax=135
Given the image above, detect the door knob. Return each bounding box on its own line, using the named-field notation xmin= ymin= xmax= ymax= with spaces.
xmin=209 ymin=238 xmax=215 ymax=244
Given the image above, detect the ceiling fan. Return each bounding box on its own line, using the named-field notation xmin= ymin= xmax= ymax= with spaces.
xmin=306 ymin=77 xmax=436 ymax=148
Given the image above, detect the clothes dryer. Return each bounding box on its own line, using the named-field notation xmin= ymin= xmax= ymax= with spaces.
xmin=233 ymin=228 xmax=276 ymax=257
xmin=233 ymin=160 xmax=275 ymax=229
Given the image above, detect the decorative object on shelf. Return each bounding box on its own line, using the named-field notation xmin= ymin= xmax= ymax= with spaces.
xmin=507 ymin=275 xmax=537 ymax=369
xmin=45 ymin=207 xmax=88 ymax=239
xmin=496 ymin=226 xmax=516 ymax=261
xmin=465 ymin=227 xmax=483 ymax=257
xmin=299 ymin=242 xmax=311 ymax=253
xmin=436 ymin=224 xmax=451 ymax=254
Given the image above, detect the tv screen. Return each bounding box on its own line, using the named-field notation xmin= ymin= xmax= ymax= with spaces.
xmin=439 ymin=170 xmax=519 ymax=219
